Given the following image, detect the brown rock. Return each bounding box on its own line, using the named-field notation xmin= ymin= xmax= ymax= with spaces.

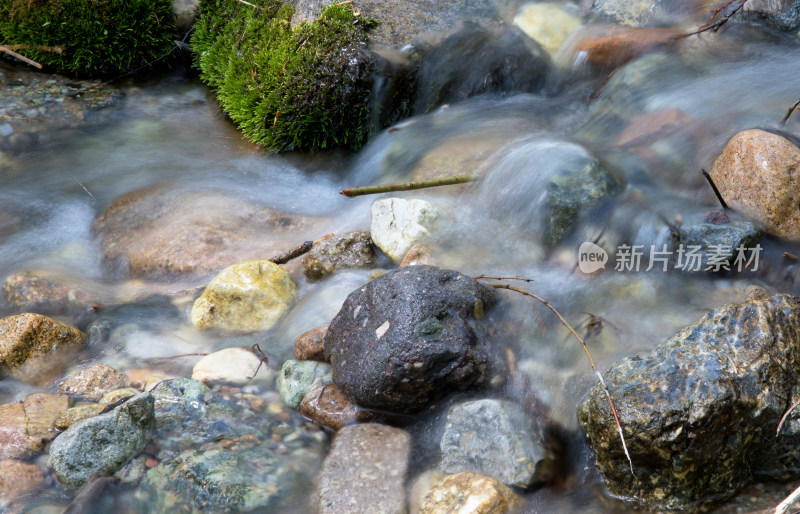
xmin=710 ymin=129 xmax=800 ymax=241
xmin=59 ymin=363 xmax=129 ymax=401
xmin=22 ymin=393 xmax=69 ymax=453
xmin=0 ymin=402 xmax=28 ymax=460
xmin=299 ymin=384 xmax=372 ymax=430
xmin=400 ymin=243 xmax=436 ymax=267
xmin=613 ymin=108 xmax=692 ymax=147
xmin=0 ymin=459 xmax=45 ymax=499
xmin=317 ymin=423 xmax=412 ymax=514
xmin=125 ymin=368 xmax=175 ymax=391
xmin=573 ymin=27 xmax=683 ymax=70
xmin=2 ymin=270 xmax=104 ymax=316
xmin=415 ymin=472 xmax=522 ymax=514
xmin=92 ymin=184 xmax=323 ymax=277
xmin=295 ymin=324 xmax=329 ymax=362
xmin=0 ymin=313 xmax=86 ymax=386
xmin=303 ymin=232 xmax=375 ymax=280
xmin=54 ymin=403 xmax=107 ymax=430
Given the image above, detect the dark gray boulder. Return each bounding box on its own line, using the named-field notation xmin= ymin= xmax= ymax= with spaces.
xmin=50 ymin=392 xmax=154 ymax=487
xmin=324 ymin=265 xmax=500 ymax=414
xmin=578 ymin=294 xmax=800 ymax=510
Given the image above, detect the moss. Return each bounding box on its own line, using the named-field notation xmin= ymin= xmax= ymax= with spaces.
xmin=191 ymin=0 xmax=377 ymax=152
xmin=0 ymin=0 xmax=176 ymax=77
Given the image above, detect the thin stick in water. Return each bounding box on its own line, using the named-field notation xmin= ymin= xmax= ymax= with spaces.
xmin=780 ymin=98 xmax=800 ymax=126
xmin=340 ymin=174 xmax=481 ymax=197
xmin=702 ymin=168 xmax=729 ymax=209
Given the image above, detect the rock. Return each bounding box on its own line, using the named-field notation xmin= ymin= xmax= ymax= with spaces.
xmin=278 ymin=359 xmax=332 ymax=408
xmin=709 ymin=129 xmax=800 ymax=241
xmin=571 ymin=26 xmax=683 ymax=71
xmin=0 ymin=394 xmax=69 ymax=459
xmin=400 ymin=243 xmax=436 ymax=267
xmin=303 ymin=231 xmax=374 ymax=280
xmin=2 ymin=270 xmax=104 ymax=316
xmin=370 ymin=198 xmax=439 ymax=264
xmin=54 ymin=404 xmax=107 ymax=430
xmin=192 ymin=347 xmax=272 ymax=386
xmin=295 ymin=324 xmax=328 ymax=362
xmin=100 ymin=388 xmax=142 ymax=405
xmin=92 ymin=185 xmax=321 ymax=277
xmin=0 ymin=459 xmax=45 ymax=503
xmin=613 ymin=108 xmax=694 ymax=147
xmin=59 ymin=363 xmax=129 ymax=401
xmin=675 ymin=214 xmax=763 ymax=272
xmin=325 ymin=266 xmax=500 ymax=414
xmin=125 ymin=368 xmax=175 ymax=391
xmin=590 ymin=0 xmax=716 ymax=27
xmin=407 ymin=133 xmax=508 ymax=188
xmin=0 ymin=313 xmax=86 ymax=386
xmin=578 ymin=294 xmax=800 ymax=509
xmin=317 ymin=423 xmax=411 ymax=514
xmin=299 ymin=383 xmax=372 ymax=431
xmin=740 ymin=0 xmax=800 ymax=31
xmin=50 ymin=392 xmax=155 ymax=488
xmin=439 ymin=399 xmax=554 ymax=488
xmin=137 ymin=440 xmax=314 ymax=513
xmin=513 ymin=2 xmax=581 ymax=58
xmin=191 ymin=260 xmax=297 ymax=332
xmin=414 ymin=471 xmax=522 ymax=514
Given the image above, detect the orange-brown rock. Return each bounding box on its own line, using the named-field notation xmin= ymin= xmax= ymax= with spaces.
xmin=0 ymin=459 xmax=45 ymax=499
xmin=299 ymin=384 xmax=373 ymax=430
xmin=710 ymin=129 xmax=800 ymax=241
xmin=295 ymin=324 xmax=328 ymax=362
xmin=59 ymin=363 xmax=129 ymax=401
xmin=0 ymin=393 xmax=69 ymax=459
xmin=0 ymin=313 xmax=86 ymax=386
xmin=415 ymin=471 xmax=523 ymax=514
xmin=574 ymin=27 xmax=683 ymax=70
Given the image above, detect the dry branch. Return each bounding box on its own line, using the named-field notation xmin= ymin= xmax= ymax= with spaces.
xmin=674 ymin=0 xmax=750 ymax=40
xmin=340 ymin=174 xmax=481 ymax=197
xmin=0 ymin=46 xmax=42 ymax=69
xmin=701 ymin=168 xmax=729 ymax=209
xmin=269 ymin=233 xmax=333 ymax=264
xmin=485 ymin=281 xmax=635 ymax=476
xmin=780 ymin=98 xmax=800 ymax=126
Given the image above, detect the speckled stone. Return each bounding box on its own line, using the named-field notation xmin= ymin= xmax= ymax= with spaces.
xmin=0 ymin=394 xmax=70 ymax=459
xmin=299 ymin=384 xmax=372 ymax=431
xmin=277 ymin=360 xmax=331 ymax=408
xmin=399 ymin=243 xmax=436 ymax=268
xmin=54 ymin=404 xmax=107 ymax=430
xmin=302 ymin=231 xmax=374 ymax=280
xmin=0 ymin=313 xmax=86 ymax=385
xmin=317 ymin=423 xmax=411 ymax=514
xmin=59 ymin=363 xmax=129 ymax=401
xmin=295 ymin=324 xmax=328 ymax=362
xmin=100 ymin=388 xmax=142 ymax=405
xmin=415 ymin=471 xmax=522 ymax=514
xmin=710 ymin=129 xmax=800 ymax=241
xmin=0 ymin=459 xmax=45 ymax=500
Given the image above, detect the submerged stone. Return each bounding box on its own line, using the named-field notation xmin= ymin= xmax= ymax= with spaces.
xmin=415 ymin=471 xmax=522 ymax=514
xmin=578 ymin=294 xmax=800 ymax=509
xmin=277 ymin=359 xmax=331 ymax=408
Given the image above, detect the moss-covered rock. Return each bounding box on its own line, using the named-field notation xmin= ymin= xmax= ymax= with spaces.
xmin=0 ymin=0 xmax=176 ymax=76
xmin=191 ymin=0 xmax=378 ymax=152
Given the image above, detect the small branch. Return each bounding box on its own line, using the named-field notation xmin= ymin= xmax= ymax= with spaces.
xmin=780 ymin=98 xmax=800 ymax=126
xmin=776 ymin=482 xmax=800 ymax=514
xmin=485 ymin=282 xmax=635 ymax=476
xmin=0 ymin=46 xmax=42 ymax=69
xmin=340 ymin=174 xmax=481 ymax=197
xmin=777 ymin=398 xmax=800 ymax=436
xmin=2 ymin=44 xmax=65 ymax=53
xmin=269 ymin=233 xmax=333 ymax=264
xmin=235 ymin=0 xmax=258 ymax=7
xmin=472 ymin=275 xmax=533 ymax=283
xmin=0 ymin=114 xmax=43 ymax=122
xmin=701 ymin=168 xmax=729 ymax=209
xmin=674 ymin=0 xmax=750 ymax=40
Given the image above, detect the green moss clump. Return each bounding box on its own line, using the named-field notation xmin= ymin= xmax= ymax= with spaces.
xmin=0 ymin=0 xmax=176 ymax=76
xmin=191 ymin=0 xmax=377 ymax=152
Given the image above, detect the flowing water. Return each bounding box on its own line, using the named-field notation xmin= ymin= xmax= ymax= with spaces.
xmin=2 ymin=2 xmax=800 ymax=512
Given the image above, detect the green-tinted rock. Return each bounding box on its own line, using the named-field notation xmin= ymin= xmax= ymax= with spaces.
xmin=50 ymin=392 xmax=155 ymax=487
xmin=191 ymin=260 xmax=297 ymax=333
xmin=578 ymin=294 xmax=800 ymax=509
xmin=277 ymin=359 xmax=331 ymax=408
xmin=191 ymin=0 xmax=376 ymax=152
xmin=0 ymin=0 xmax=176 ymax=76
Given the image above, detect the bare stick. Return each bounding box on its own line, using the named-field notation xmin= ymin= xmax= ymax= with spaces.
xmin=776 ymin=482 xmax=800 ymax=514
xmin=0 ymin=114 xmax=43 ymax=122
xmin=269 ymin=233 xmax=333 ymax=264
xmin=487 ymin=282 xmax=635 ymax=476
xmin=701 ymin=169 xmax=729 ymax=209
xmin=473 ymin=275 xmax=533 ymax=283
xmin=777 ymin=398 xmax=800 ymax=436
xmin=0 ymin=46 xmax=42 ymax=69
xmin=235 ymin=0 xmax=258 ymax=7
xmin=340 ymin=174 xmax=481 ymax=197
xmin=780 ymin=98 xmax=800 ymax=126
xmin=674 ymin=0 xmax=750 ymax=40
xmin=2 ymin=44 xmax=65 ymax=53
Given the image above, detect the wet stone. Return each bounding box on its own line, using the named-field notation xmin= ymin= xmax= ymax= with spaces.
xmin=675 ymin=213 xmax=763 ymax=272
xmin=0 ymin=459 xmax=45 ymax=504
xmin=370 ymin=198 xmax=439 ymax=264
xmin=317 ymin=423 xmax=411 ymax=514
xmin=277 ymin=359 xmax=331 ymax=408
xmin=54 ymin=404 xmax=107 ymax=430
xmin=1 ymin=270 xmax=103 ymax=316
xmin=99 ymin=388 xmax=141 ymax=405
xmin=0 ymin=313 xmax=86 ymax=386
xmin=299 ymin=383 xmax=371 ymax=431
xmin=415 ymin=471 xmax=522 ymax=514
xmin=0 ymin=394 xmax=70 ymax=460
xmin=59 ymin=363 xmax=129 ymax=401
xmin=192 ymin=347 xmax=273 ymax=386
xmin=303 ymin=231 xmax=374 ymax=280
xmin=295 ymin=323 xmax=329 ymax=362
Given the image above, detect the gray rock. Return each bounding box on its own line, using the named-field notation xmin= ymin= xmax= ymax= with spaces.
xmin=578 ymin=293 xmax=800 ymax=509
xmin=50 ymin=392 xmax=154 ymax=488
xmin=439 ymin=399 xmax=554 ymax=488
xmin=303 ymin=231 xmax=374 ymax=280
xmin=676 ymin=214 xmax=763 ymax=272
xmin=740 ymin=0 xmax=800 ymax=31
xmin=324 ymin=266 xmax=501 ymax=414
xmin=317 ymin=423 xmax=411 ymax=514
xmin=278 ymin=360 xmax=332 ymax=408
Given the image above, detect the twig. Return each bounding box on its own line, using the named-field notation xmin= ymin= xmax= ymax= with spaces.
xmin=776 ymin=482 xmax=800 ymax=514
xmin=780 ymin=98 xmax=800 ymax=126
xmin=702 ymin=168 xmax=729 ymax=209
xmin=1 ymin=44 xmax=65 ymax=53
xmin=674 ymin=0 xmax=750 ymax=40
xmin=269 ymin=233 xmax=333 ymax=264
xmin=0 ymin=114 xmax=43 ymax=122
xmin=473 ymin=275 xmax=533 ymax=283
xmin=485 ymin=282 xmax=635 ymax=476
xmin=235 ymin=0 xmax=258 ymax=7
xmin=777 ymin=398 xmax=800 ymax=436
xmin=0 ymin=46 xmax=42 ymax=69
xmin=340 ymin=174 xmax=481 ymax=197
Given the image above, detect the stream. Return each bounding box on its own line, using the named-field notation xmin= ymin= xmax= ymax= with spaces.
xmin=2 ymin=1 xmax=800 ymax=512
